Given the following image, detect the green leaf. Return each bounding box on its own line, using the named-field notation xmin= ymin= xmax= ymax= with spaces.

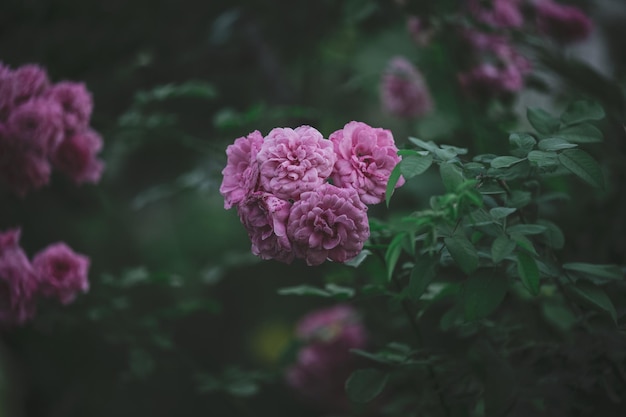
xmin=439 ymin=162 xmax=464 ymax=192
xmin=563 ymin=263 xmax=624 ymax=280
xmin=345 ymin=369 xmax=389 ymax=403
xmin=527 ymin=150 xmax=559 ymax=168
xmin=542 ymin=302 xmax=577 ymax=332
xmin=568 ymin=281 xmax=617 ymax=323
xmin=408 ymin=137 xmax=440 ymax=153
xmin=537 ymin=220 xmax=565 ymax=250
xmin=277 ymin=285 xmax=331 ymax=297
xmin=491 ymin=235 xmax=516 ymax=263
xmin=507 ymin=190 xmax=532 ymax=208
xmin=385 ymin=233 xmax=407 ymax=281
xmin=538 ymin=138 xmax=578 ymax=151
xmin=558 ymin=149 xmax=605 ymax=188
xmin=407 ymin=256 xmax=437 ymax=301
xmin=510 ymin=234 xmax=537 ymax=256
xmin=509 ymin=133 xmax=537 ymax=157
xmin=489 ymin=207 xmax=516 ymax=220
xmin=444 ymin=235 xmax=479 ymax=274
xmin=517 ymin=252 xmax=540 ymax=295
xmin=527 ymin=107 xmax=560 ymax=134
xmin=344 ymin=250 xmax=371 ymax=268
xmin=463 ymin=271 xmax=509 ymax=321
xmin=506 ymin=224 xmax=547 ymax=235
xmin=560 ymin=100 xmax=605 ymax=125
xmin=385 ymin=163 xmax=403 ymax=207
xmin=490 ymin=156 xmax=525 ymax=169
xmin=557 ymin=123 xmax=603 ymax=143
xmin=324 ymin=284 xmax=355 ymax=299
xmin=400 ymin=154 xmax=433 ymax=179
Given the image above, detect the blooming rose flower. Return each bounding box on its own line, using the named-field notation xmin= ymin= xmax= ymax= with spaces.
xmin=5 ymin=98 xmax=64 ymax=154
xmin=467 ymin=0 xmax=524 ymax=28
xmin=380 ymin=56 xmax=434 ymax=119
xmin=238 ymin=191 xmax=294 ymax=263
xmin=287 ymin=184 xmax=369 ymax=266
xmin=32 ymin=242 xmax=90 ymax=305
xmin=220 ymin=130 xmax=264 ymax=209
xmin=257 ymin=126 xmax=336 ymax=201
xmin=330 ymin=121 xmax=404 ymax=205
xmin=0 ymin=149 xmax=51 ymax=196
xmin=0 ymin=228 xmax=39 ymax=326
xmin=52 ymin=130 xmax=104 ymax=184
xmin=286 ymin=304 xmax=367 ymax=410
xmin=45 ymin=81 xmax=94 ymax=134
xmin=535 ymin=0 xmax=592 ymax=43
xmin=458 ymin=63 xmax=525 ymax=97
xmin=11 ymin=64 xmax=50 ymax=106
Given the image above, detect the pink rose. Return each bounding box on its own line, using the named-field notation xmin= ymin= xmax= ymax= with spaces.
xmin=287 ymin=184 xmax=369 ymax=266
xmin=32 ymin=242 xmax=90 ymax=305
xmin=0 ymin=228 xmax=38 ymax=326
xmin=380 ymin=56 xmax=433 ymax=119
xmin=257 ymin=126 xmax=336 ymax=200
xmin=0 ymin=149 xmax=51 ymax=197
xmin=330 ymin=121 xmax=404 ymax=205
xmin=535 ymin=0 xmax=592 ymax=43
xmin=45 ymin=81 xmax=94 ymax=134
xmin=5 ymin=98 xmax=64 ymax=154
xmin=467 ymin=0 xmax=524 ymax=28
xmin=458 ymin=63 xmax=525 ymax=97
xmin=286 ymin=304 xmax=367 ymax=410
xmin=238 ymin=191 xmax=294 ymax=263
xmin=52 ymin=130 xmax=104 ymax=184
xmin=219 ymin=130 xmax=264 ymax=209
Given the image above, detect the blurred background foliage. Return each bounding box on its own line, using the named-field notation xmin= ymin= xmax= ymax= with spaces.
xmin=0 ymin=0 xmax=625 ymax=416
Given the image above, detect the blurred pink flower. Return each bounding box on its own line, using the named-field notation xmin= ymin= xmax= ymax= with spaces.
xmin=407 ymin=16 xmax=434 ymax=46
xmin=0 ymin=228 xmax=38 ymax=326
xmin=467 ymin=0 xmax=524 ymax=28
xmin=381 ymin=56 xmax=434 ymax=119
xmin=5 ymin=98 xmax=64 ymax=154
xmin=287 ymin=184 xmax=369 ymax=266
xmin=0 ymin=147 xmax=51 ymax=196
xmin=220 ymin=130 xmax=264 ymax=209
xmin=286 ymin=304 xmax=367 ymax=410
xmin=52 ymin=130 xmax=104 ymax=184
xmin=330 ymin=121 xmax=404 ymax=205
xmin=32 ymin=242 xmax=90 ymax=305
xmin=11 ymin=64 xmax=50 ymax=106
xmin=258 ymin=126 xmax=336 ymax=201
xmin=458 ymin=63 xmax=525 ymax=97
xmin=45 ymin=81 xmax=94 ymax=134
xmin=238 ymin=191 xmax=294 ymax=263
xmin=535 ymin=0 xmax=592 ymax=43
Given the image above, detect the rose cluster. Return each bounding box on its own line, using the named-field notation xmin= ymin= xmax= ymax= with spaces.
xmin=0 ymin=228 xmax=90 ymax=326
xmin=220 ymin=121 xmax=403 ymax=266
xmin=0 ymin=62 xmax=104 ymax=196
xmin=380 ymin=56 xmax=434 ymax=120
xmin=285 ymin=304 xmax=367 ymax=410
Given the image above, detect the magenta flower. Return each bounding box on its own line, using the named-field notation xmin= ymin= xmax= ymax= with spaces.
xmin=0 ymin=228 xmax=38 ymax=326
xmin=220 ymin=130 xmax=264 ymax=209
xmin=407 ymin=16 xmax=434 ymax=46
xmin=5 ymin=98 xmax=64 ymax=154
xmin=32 ymin=242 xmax=90 ymax=305
xmin=45 ymin=81 xmax=94 ymax=134
xmin=257 ymin=126 xmax=336 ymax=201
xmin=535 ymin=0 xmax=592 ymax=43
xmin=467 ymin=0 xmax=524 ymax=28
xmin=380 ymin=56 xmax=434 ymax=119
xmin=287 ymin=184 xmax=369 ymax=266
xmin=330 ymin=121 xmax=404 ymax=205
xmin=238 ymin=192 xmax=294 ymax=263
xmin=0 ymin=149 xmax=51 ymax=196
xmin=11 ymin=64 xmax=50 ymax=106
xmin=52 ymin=130 xmax=104 ymax=184
xmin=458 ymin=63 xmax=525 ymax=97
xmin=286 ymin=304 xmax=367 ymax=410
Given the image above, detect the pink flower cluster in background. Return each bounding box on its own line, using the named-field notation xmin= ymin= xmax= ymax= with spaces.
xmin=0 ymin=62 xmax=104 ymax=196
xmin=0 ymin=228 xmax=89 ymax=326
xmin=285 ymin=304 xmax=367 ymax=410
xmin=220 ymin=121 xmax=404 ymax=266
xmin=458 ymin=0 xmax=592 ymax=97
xmin=380 ymin=56 xmax=434 ymax=119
